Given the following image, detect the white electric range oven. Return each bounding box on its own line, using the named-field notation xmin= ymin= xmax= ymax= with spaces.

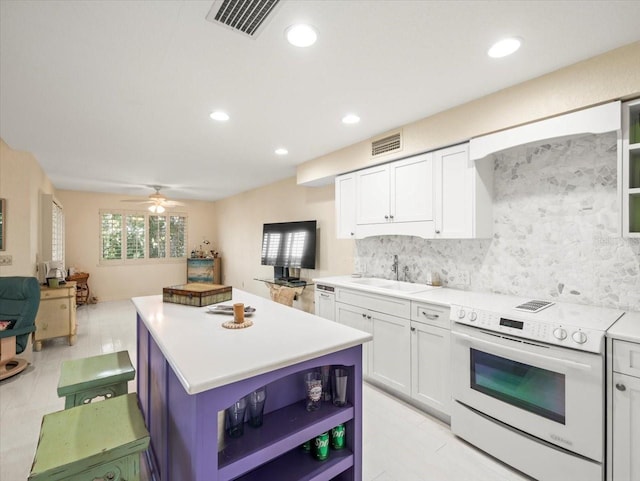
xmin=450 ymin=295 xmax=623 ymax=481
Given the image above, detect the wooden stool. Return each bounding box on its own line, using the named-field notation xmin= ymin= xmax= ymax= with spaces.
xmin=29 ymin=393 xmax=149 ymax=481
xmin=57 ymin=351 xmax=135 ymax=409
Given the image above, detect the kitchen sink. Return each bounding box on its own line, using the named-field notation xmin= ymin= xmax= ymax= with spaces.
xmin=349 ymin=278 xmax=396 ymax=288
xmin=348 ymin=278 xmax=432 ymax=293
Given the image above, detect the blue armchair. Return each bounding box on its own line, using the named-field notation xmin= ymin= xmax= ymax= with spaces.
xmin=0 ymin=276 xmax=40 ymax=380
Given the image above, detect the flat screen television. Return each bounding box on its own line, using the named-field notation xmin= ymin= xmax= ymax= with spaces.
xmin=261 ymin=220 xmax=317 ymax=279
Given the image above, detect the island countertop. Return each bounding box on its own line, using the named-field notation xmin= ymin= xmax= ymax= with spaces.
xmin=132 ymin=290 xmax=372 ymax=395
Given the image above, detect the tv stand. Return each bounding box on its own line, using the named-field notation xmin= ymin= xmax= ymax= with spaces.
xmin=254 ymin=277 xmax=313 ymax=307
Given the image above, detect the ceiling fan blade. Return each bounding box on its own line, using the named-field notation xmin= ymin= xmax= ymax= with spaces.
xmin=121 ymin=199 xmax=154 ymax=204
xmin=162 ymin=200 xmax=185 ymax=207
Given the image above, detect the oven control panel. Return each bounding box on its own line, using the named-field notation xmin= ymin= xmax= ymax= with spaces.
xmin=451 ymin=304 xmax=603 ymax=353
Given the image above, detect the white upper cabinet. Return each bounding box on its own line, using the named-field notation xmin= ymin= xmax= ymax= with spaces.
xmin=434 ymin=143 xmax=493 ymax=239
xmin=335 ymin=173 xmax=357 ymax=239
xmin=355 ymin=152 xmax=435 ymax=238
xmin=356 ymin=163 xmax=391 ymax=225
xmin=391 ymin=154 xmax=434 ymax=223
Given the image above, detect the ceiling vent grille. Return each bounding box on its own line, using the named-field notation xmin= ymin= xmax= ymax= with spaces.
xmin=371 ymin=131 xmax=402 ymax=157
xmin=205 ymin=0 xmax=280 ymax=37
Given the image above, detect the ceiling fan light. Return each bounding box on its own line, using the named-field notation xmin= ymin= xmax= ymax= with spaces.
xmin=149 ymin=204 xmax=165 ymax=214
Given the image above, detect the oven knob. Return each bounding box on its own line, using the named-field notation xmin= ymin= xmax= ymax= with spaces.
xmin=572 ymin=331 xmax=588 ymax=344
xmin=469 ymin=312 xmax=478 ymax=321
xmin=458 ymin=309 xmax=466 ymax=319
xmin=553 ymin=328 xmax=567 ymax=340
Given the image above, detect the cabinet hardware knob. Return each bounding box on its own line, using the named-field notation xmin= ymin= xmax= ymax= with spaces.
xmin=362 ymin=313 xmax=366 ymax=318
xmin=411 ymin=327 xmax=416 ymax=332
xmin=350 ymin=232 xmax=354 ymax=236
xmin=384 ymin=215 xmax=389 ymax=220
xmin=435 ymin=230 xmax=441 ymax=234
xmin=367 ymin=315 xmax=372 ymax=319
xmin=616 ymin=383 xmax=626 ymax=391
xmin=389 ymin=215 xmax=394 ymax=219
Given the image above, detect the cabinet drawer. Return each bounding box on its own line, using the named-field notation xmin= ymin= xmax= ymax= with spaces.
xmin=411 ymin=301 xmax=450 ymax=329
xmin=613 ymin=340 xmax=640 ymax=378
xmin=40 ymin=286 xmax=74 ymax=300
xmin=335 ymin=288 xmax=410 ymax=318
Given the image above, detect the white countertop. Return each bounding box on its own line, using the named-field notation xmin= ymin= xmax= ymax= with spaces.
xmin=314 ymin=276 xmax=625 ymax=331
xmin=132 ymin=290 xmax=372 ymax=395
xmin=606 ymin=310 xmax=640 ymax=343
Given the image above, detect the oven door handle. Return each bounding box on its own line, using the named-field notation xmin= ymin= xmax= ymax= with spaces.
xmin=452 ymin=330 xmax=594 ymax=371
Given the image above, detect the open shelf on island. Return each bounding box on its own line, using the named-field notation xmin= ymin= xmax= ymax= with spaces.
xmin=235 ymin=446 xmax=353 ymax=481
xmin=218 ymin=401 xmax=354 ymax=480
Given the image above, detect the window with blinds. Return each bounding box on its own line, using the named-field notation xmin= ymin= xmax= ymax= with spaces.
xmin=100 ymin=210 xmax=187 ymax=263
xmin=51 ymin=201 xmax=65 ymax=264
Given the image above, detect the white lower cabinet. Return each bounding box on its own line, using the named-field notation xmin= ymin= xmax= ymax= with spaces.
xmin=335 ymin=301 xmax=372 ymax=378
xmin=370 ymin=311 xmax=411 ymax=395
xmin=410 ymin=322 xmax=451 ymax=414
xmin=611 ymin=339 xmax=640 ymax=481
xmin=410 ymin=301 xmax=451 ymax=415
xmin=334 ymin=287 xmax=451 ymax=418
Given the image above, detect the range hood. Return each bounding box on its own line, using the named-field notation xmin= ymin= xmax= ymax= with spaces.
xmin=469 ymin=101 xmax=621 ymax=160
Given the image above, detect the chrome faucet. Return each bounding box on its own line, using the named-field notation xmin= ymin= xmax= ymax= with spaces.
xmin=391 ymin=255 xmax=399 ymax=280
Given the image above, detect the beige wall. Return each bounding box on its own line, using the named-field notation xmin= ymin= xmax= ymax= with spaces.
xmin=298 ymin=41 xmax=640 ymax=184
xmin=56 ymin=190 xmax=218 ymax=302
xmin=0 ymin=139 xmax=56 ymax=277
xmin=214 ymin=177 xmax=354 ymax=312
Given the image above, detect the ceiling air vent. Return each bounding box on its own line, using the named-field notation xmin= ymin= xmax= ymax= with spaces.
xmin=371 ymin=131 xmax=402 ymax=157
xmin=205 ymin=0 xmax=281 ymax=37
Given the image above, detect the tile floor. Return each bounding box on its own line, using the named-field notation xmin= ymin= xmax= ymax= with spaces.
xmin=0 ymin=299 xmax=530 ymax=481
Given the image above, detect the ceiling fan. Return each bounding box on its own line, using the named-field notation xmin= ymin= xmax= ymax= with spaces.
xmin=121 ymin=186 xmax=184 ymax=213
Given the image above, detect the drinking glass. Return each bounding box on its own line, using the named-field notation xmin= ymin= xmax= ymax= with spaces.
xmin=248 ymin=386 xmax=267 ymax=427
xmin=304 ymin=371 xmax=322 ymax=411
xmin=225 ymin=397 xmax=247 ymax=438
xmin=332 ymin=368 xmax=348 ymax=407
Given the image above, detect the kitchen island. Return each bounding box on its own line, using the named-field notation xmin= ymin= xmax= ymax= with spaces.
xmin=133 ymin=290 xmax=371 ymax=481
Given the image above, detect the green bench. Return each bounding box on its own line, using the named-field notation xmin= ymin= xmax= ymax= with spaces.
xmin=29 ymin=393 xmax=149 ymax=481
xmin=57 ymin=351 xmax=135 ymax=409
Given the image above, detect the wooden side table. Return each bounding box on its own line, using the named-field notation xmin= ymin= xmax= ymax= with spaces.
xmin=34 ymin=282 xmax=77 ymax=351
xmin=66 ymin=272 xmax=90 ymax=305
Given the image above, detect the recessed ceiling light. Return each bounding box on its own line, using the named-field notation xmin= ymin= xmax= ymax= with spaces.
xmin=275 ymin=148 xmax=288 ymax=155
xmin=488 ymin=37 xmax=521 ymax=58
xmin=342 ymin=114 xmax=360 ymax=125
xmin=285 ymin=24 xmax=317 ymax=47
xmin=210 ymin=110 xmax=230 ymax=121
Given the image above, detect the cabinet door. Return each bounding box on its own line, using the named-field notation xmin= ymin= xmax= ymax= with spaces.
xmin=335 ymin=302 xmax=371 ymax=377
xmin=390 ymin=153 xmax=434 ymax=223
xmin=314 ymin=292 xmax=335 ymax=321
xmin=434 ymin=143 xmax=473 ymax=238
xmin=335 ymin=173 xmax=357 ymax=238
xmin=612 ymin=372 xmax=640 ymax=481
xmin=410 ymin=322 xmax=451 ymax=414
xmin=370 ymin=311 xmax=410 ymax=395
xmin=35 ymin=295 xmax=73 ymax=341
xmin=356 ymin=164 xmax=389 ymax=225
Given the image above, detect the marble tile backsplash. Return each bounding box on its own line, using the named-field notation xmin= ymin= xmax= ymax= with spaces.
xmin=355 ymin=132 xmax=640 ymax=311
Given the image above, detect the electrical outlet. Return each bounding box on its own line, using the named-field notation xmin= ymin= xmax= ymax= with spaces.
xmin=459 ymin=270 xmax=470 ymax=286
xmin=0 ymin=254 xmax=13 ymax=266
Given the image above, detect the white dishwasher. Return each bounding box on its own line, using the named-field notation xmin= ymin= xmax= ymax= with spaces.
xmin=314 ymin=284 xmax=336 ymax=321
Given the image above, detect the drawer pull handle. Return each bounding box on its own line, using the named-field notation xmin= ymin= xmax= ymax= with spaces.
xmin=422 ymin=312 xmax=439 ymax=320
xmin=616 ymin=383 xmax=626 ymax=392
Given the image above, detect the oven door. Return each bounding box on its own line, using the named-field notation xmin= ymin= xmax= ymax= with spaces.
xmin=451 ymin=323 xmax=604 ymax=462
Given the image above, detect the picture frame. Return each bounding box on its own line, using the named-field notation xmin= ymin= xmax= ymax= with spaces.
xmin=0 ymin=198 xmax=5 ymax=251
